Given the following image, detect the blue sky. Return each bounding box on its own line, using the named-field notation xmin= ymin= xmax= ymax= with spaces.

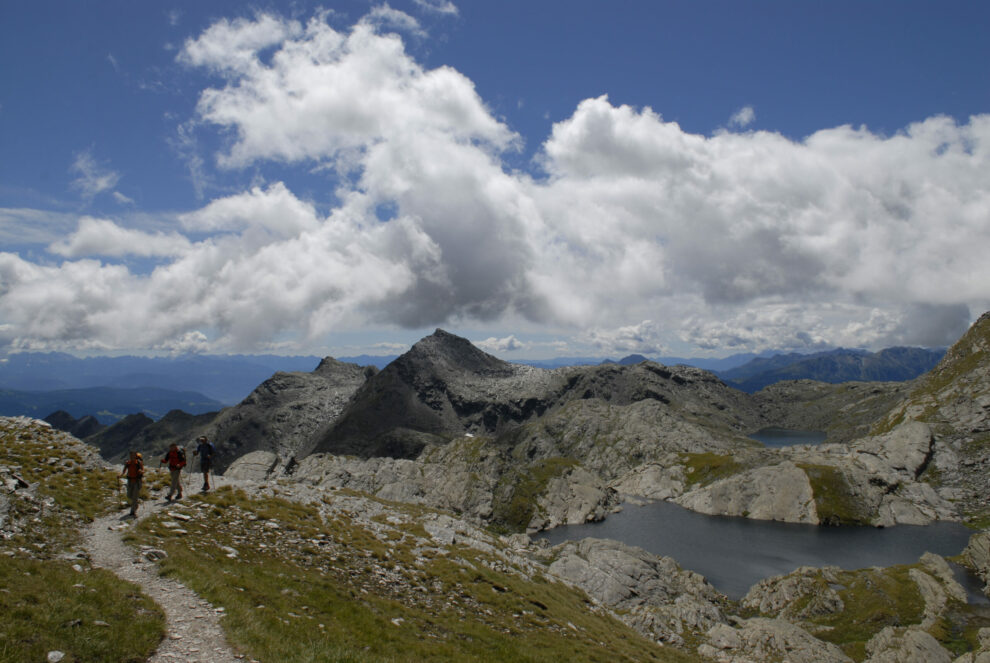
xmin=1 ymin=1 xmax=989 ymax=359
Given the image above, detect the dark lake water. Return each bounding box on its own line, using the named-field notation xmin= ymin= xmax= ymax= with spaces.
xmin=748 ymin=427 xmax=827 ymax=446
xmin=535 ymin=499 xmax=978 ymax=600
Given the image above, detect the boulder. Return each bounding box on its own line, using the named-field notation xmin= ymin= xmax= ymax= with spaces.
xmin=224 ymin=450 xmax=282 ymax=481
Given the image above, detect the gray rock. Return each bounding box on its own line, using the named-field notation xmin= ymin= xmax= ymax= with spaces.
xmin=225 ymin=450 xmax=282 ymax=481
xmin=700 ymin=617 xmax=853 ymax=663
xmin=864 ymin=626 xmax=953 ymax=663
xmin=962 ymin=530 xmax=990 ymax=597
xmin=547 ymin=537 xmax=726 ymax=644
xmin=675 ymin=460 xmax=818 ymax=523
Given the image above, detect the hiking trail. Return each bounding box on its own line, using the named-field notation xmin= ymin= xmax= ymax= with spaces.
xmin=83 ymin=476 xmax=248 ymax=663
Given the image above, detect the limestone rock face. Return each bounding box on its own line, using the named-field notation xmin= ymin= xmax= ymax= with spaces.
xmin=741 ymin=566 xmax=845 ymax=620
xmin=875 ymin=311 xmax=990 ymax=519
xmin=675 ymin=460 xmax=818 ymax=523
xmin=864 ymin=627 xmax=953 ymax=663
xmin=224 ymin=450 xmax=282 ymax=481
xmin=547 ymin=537 xmax=727 ymax=645
xmin=848 ymin=419 xmax=935 ymax=479
xmin=699 ymin=617 xmax=853 ymax=663
xmin=529 ymin=466 xmax=616 ymax=532
xmin=611 ymin=460 xmax=686 ymax=500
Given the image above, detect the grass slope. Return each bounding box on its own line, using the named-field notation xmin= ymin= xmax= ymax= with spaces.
xmin=0 ymin=418 xmax=166 ymax=662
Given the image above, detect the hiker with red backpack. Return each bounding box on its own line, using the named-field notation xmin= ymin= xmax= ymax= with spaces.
xmin=121 ymin=451 xmax=144 ymax=516
xmin=160 ymin=443 xmax=186 ymax=502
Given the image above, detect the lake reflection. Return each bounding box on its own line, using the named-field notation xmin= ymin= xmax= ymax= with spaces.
xmin=535 ymin=499 xmax=974 ymax=599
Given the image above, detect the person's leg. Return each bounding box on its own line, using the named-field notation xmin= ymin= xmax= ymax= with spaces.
xmin=127 ymin=479 xmax=139 ymax=514
xmin=169 ymin=469 xmax=181 ymax=500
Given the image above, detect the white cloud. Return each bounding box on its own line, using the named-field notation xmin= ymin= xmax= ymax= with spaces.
xmin=579 ymin=321 xmax=665 ymax=356
xmin=362 ymin=4 xmax=427 ymax=38
xmin=48 ymin=217 xmax=192 ymax=258
xmin=413 ymin=0 xmax=459 ymax=15
xmin=2 ymin=10 xmax=988 ymax=355
xmin=475 ymin=334 xmax=526 ymax=353
xmin=0 ymin=208 xmax=80 ymax=244
xmin=178 ymin=11 xmax=516 ymax=168
xmin=178 ymin=182 xmax=320 ymax=237
xmin=70 ymin=150 xmax=121 ymax=200
xmin=729 ymin=105 xmax=755 ymax=128
xmin=112 ymin=191 xmax=135 ymax=205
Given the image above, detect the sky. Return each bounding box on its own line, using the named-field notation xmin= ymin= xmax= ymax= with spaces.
xmin=1 ymin=1 xmax=989 ymax=360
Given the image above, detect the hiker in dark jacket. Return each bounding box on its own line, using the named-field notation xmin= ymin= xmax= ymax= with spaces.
xmin=193 ymin=436 xmax=214 ymax=492
xmin=160 ymin=443 xmax=186 ymax=502
xmin=121 ymin=451 xmax=144 ymax=516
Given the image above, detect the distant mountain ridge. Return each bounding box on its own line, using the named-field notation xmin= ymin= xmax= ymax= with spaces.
xmin=0 ymin=352 xmax=323 ymax=404
xmin=0 ymin=386 xmax=222 ymax=424
xmin=717 ymin=346 xmax=945 ymax=393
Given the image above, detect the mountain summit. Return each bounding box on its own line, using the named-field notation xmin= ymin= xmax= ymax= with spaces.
xmin=309 ymin=329 xmax=558 ymax=459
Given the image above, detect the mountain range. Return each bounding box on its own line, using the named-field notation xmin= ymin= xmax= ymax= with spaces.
xmin=0 ymin=344 xmax=943 ymax=426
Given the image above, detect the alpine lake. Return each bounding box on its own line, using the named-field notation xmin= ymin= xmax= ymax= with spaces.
xmin=537 ymin=429 xmax=984 ymax=601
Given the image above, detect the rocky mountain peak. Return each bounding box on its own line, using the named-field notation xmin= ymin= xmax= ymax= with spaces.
xmin=401 ymin=329 xmax=514 ymax=377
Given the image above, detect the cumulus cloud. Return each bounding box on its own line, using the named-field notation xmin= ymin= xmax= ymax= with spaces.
xmin=2 ymin=9 xmax=989 ymax=355
xmin=178 ymin=11 xmax=516 ymax=168
xmin=729 ymin=105 xmax=755 ymax=128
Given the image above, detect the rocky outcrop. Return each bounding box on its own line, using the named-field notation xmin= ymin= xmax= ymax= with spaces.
xmin=864 ymin=627 xmax=952 ymax=663
xmin=962 ymin=530 xmax=990 ymax=598
xmin=547 ymin=537 xmax=727 ymax=646
xmin=737 ymin=552 xmax=972 ymax=663
xmin=676 ymin=460 xmax=818 ymax=523
xmin=669 ymin=420 xmax=955 ymax=526
xmin=874 ymin=311 xmax=990 ymax=522
xmin=205 ymin=358 xmax=374 ymax=472
xmin=700 ymin=618 xmax=853 ymax=663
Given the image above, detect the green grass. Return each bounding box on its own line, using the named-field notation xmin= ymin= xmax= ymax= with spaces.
xmin=807 ymin=565 xmax=925 ymax=661
xmin=679 ymin=453 xmax=744 ymax=488
xmin=798 ymin=463 xmax=873 ymax=526
xmin=126 ymin=487 xmax=697 ymax=663
xmin=0 ymin=419 xmax=169 ymax=663
xmin=0 ymin=557 xmax=165 ymax=663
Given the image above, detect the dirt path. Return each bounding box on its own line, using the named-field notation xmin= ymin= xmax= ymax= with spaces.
xmin=84 ymin=478 xmax=247 ymax=663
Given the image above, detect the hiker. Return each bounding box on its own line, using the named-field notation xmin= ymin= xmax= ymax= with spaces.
xmin=160 ymin=442 xmax=186 ymax=502
xmin=193 ymin=435 xmax=214 ymax=492
xmin=121 ymin=451 xmax=144 ymax=516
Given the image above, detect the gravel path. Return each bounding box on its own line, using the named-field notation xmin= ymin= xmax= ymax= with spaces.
xmin=83 ymin=480 xmax=247 ymax=663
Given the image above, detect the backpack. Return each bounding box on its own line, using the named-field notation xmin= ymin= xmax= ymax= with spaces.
xmin=176 ymin=447 xmax=187 ymax=468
